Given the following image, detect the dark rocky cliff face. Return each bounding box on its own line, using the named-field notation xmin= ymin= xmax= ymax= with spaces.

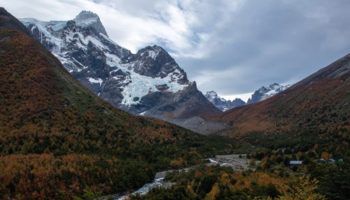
xmin=129 ymin=45 xmax=189 ymax=84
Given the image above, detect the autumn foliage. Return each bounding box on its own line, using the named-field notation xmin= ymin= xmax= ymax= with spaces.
xmin=0 ymin=10 xmax=235 ymax=199
xmin=213 ymin=54 xmax=350 ymax=139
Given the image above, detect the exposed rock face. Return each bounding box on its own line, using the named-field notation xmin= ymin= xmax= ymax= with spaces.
xmin=74 ymin=10 xmax=108 ymax=36
xmin=205 ymin=91 xmax=246 ymax=111
xmin=20 ymin=11 xmax=220 ymax=129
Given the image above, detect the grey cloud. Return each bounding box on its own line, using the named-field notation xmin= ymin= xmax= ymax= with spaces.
xmin=176 ymin=0 xmax=350 ymax=95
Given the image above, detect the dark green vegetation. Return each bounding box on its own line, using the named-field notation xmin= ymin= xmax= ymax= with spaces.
xmin=247 ymin=140 xmax=350 ymax=200
xmin=134 ymin=138 xmax=350 ymax=200
xmin=0 ymin=8 xmax=238 ymax=199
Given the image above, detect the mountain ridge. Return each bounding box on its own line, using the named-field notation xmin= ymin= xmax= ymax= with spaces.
xmin=247 ymin=83 xmax=288 ymax=104
xmin=204 ymin=83 xmax=288 ymax=112
xmin=215 ymin=53 xmax=350 ymax=139
xmin=74 ymin=10 xmax=108 ymax=36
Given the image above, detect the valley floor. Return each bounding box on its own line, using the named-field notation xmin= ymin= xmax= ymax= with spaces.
xmin=100 ymin=154 xmax=255 ymax=200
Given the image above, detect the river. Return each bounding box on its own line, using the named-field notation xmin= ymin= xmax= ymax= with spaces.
xmin=100 ymin=154 xmax=250 ymax=200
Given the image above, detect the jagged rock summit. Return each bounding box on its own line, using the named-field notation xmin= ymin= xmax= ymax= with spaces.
xmin=205 ymin=91 xmax=245 ymax=111
xmin=205 ymin=83 xmax=288 ymax=112
xmin=247 ymin=83 xmax=288 ymax=104
xmin=74 ymin=10 xmax=108 ymax=36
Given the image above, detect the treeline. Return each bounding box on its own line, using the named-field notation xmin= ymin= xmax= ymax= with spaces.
xmin=0 ymin=154 xmax=153 ymax=199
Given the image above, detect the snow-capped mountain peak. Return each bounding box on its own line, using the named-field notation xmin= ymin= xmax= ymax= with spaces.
xmin=205 ymin=91 xmax=245 ymax=111
xmin=205 ymin=91 xmax=219 ymax=100
xmin=74 ymin=10 xmax=99 ymax=22
xmin=20 ymin=12 xmax=219 ymax=123
xmin=138 ymin=45 xmax=163 ymax=58
xmin=73 ymin=10 xmax=108 ymax=36
xmin=21 ymin=14 xmax=188 ymax=107
xmin=247 ymin=83 xmax=288 ymax=104
xmin=206 ymin=83 xmax=289 ymax=111
xmin=130 ymin=45 xmax=189 ymax=84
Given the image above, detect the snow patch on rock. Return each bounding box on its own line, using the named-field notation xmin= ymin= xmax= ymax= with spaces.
xmin=88 ymin=77 xmax=103 ymax=85
xmin=106 ymin=54 xmax=187 ymax=106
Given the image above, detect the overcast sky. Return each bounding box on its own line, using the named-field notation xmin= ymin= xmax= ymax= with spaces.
xmin=3 ymin=0 xmax=350 ymax=100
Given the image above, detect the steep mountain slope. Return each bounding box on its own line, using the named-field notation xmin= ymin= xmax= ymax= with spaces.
xmin=205 ymin=91 xmax=246 ymax=111
xmin=217 ymin=54 xmax=350 ymax=140
xmin=247 ymin=83 xmax=288 ymax=104
xmin=0 ymin=8 xmax=232 ymax=199
xmin=20 ymin=11 xmax=220 ymax=124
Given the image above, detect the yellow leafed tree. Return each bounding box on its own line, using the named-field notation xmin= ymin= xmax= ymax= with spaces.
xmin=277 ymin=176 xmax=326 ymax=200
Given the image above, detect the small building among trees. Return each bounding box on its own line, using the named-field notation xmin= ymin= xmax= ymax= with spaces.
xmin=289 ymin=160 xmax=303 ymax=169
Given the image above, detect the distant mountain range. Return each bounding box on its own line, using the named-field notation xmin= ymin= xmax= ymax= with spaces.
xmin=205 ymin=83 xmax=288 ymax=111
xmin=205 ymin=91 xmax=245 ymax=111
xmin=20 ymin=11 xmax=220 ymax=128
xmin=247 ymin=83 xmax=289 ymax=104
xmin=214 ymin=53 xmax=350 ymax=141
